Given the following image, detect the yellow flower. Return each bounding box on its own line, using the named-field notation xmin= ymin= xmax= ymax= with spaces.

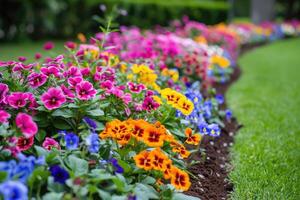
xmin=177 ymin=98 xmax=194 ymax=116
xmin=211 ymin=55 xmax=230 ymax=68
xmin=120 ymin=63 xmax=127 ymax=73
xmin=152 ymin=95 xmax=162 ymax=105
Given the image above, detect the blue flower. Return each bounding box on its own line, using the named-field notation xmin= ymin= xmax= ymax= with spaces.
xmin=0 ymin=160 xmax=17 ymax=181
xmin=0 ymin=181 xmax=28 ymax=200
xmin=225 ymin=109 xmax=232 ymax=120
xmin=207 ymin=124 xmax=221 ymax=137
xmin=65 ymin=133 xmax=79 ymax=150
xmin=83 ymin=117 xmax=97 ymax=132
xmin=49 ymin=165 xmax=70 ymax=184
xmin=215 ymin=94 xmax=224 ymax=104
xmin=85 ymin=133 xmax=100 ymax=153
xmin=110 ymin=158 xmax=124 ymax=174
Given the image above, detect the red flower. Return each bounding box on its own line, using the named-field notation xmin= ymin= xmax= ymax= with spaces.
xmin=17 ymin=136 xmax=34 ymax=151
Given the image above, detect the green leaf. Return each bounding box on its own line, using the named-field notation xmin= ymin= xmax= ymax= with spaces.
xmin=28 ymin=166 xmax=50 ymax=188
xmin=42 ymin=192 xmax=64 ymax=200
xmin=35 ymin=145 xmax=49 ymax=157
xmin=52 ymin=109 xmax=73 ymax=118
xmin=53 ymin=118 xmax=72 ymax=130
xmin=97 ymin=189 xmax=112 ymax=200
xmin=87 ymin=108 xmax=104 ymax=117
xmin=35 ymin=129 xmax=47 ymax=142
xmin=172 ymin=193 xmax=200 ymax=200
xmin=68 ymin=155 xmax=88 ymax=176
xmin=134 ymin=183 xmax=159 ymax=200
xmin=0 ymin=171 xmax=7 ymax=182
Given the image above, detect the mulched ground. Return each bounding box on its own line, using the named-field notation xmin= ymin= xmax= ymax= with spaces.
xmin=186 ymin=43 xmax=267 ymax=200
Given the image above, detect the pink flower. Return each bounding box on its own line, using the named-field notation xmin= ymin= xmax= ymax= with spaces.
xmin=127 ymin=82 xmax=146 ymax=93
xmin=18 ymin=56 xmax=27 ymax=62
xmin=17 ymin=136 xmax=34 ymax=151
xmin=142 ymin=96 xmax=159 ymax=111
xmin=80 ymin=68 xmax=90 ymax=77
xmin=68 ymin=76 xmax=83 ymax=88
xmin=26 ymin=92 xmax=38 ymax=109
xmin=75 ymin=81 xmax=97 ymax=100
xmin=100 ymin=80 xmax=114 ymax=89
xmin=65 ymin=41 xmax=77 ymax=49
xmin=27 ymin=72 xmax=47 ymax=88
xmin=122 ymin=93 xmax=132 ymax=104
xmin=35 ymin=53 xmax=42 ymax=60
xmin=16 ymin=113 xmax=38 ymax=138
xmin=41 ymin=87 xmax=66 ymax=110
xmin=41 ymin=66 xmax=61 ymax=77
xmin=60 ymin=85 xmax=75 ymax=98
xmin=43 ymin=41 xmax=54 ymax=50
xmin=0 ymin=110 xmax=10 ymax=123
xmin=42 ymin=137 xmax=60 ymax=151
xmin=7 ymin=92 xmax=29 ymax=109
xmin=0 ymin=83 xmax=9 ymax=104
xmin=64 ymin=66 xmax=81 ymax=78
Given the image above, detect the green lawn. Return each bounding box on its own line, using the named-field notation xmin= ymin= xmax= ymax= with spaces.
xmin=0 ymin=41 xmax=65 ymax=62
xmin=227 ymin=38 xmax=300 ymax=199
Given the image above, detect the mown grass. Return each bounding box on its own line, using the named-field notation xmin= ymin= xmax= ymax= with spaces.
xmin=227 ymin=38 xmax=300 ymax=199
xmin=0 ymin=41 xmax=65 ymax=62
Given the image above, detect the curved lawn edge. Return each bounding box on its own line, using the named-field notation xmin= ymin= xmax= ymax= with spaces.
xmin=227 ymin=38 xmax=300 ymax=199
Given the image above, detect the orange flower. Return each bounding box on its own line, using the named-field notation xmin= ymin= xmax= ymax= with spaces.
xmin=106 ymin=119 xmax=132 ymax=145
xmin=143 ymin=125 xmax=166 ymax=147
xmin=149 ymin=148 xmax=168 ymax=171
xmin=171 ymin=143 xmax=191 ymax=159
xmin=134 ymin=150 xmax=153 ymax=170
xmin=127 ymin=119 xmax=149 ymax=141
xmin=170 ymin=167 xmax=191 ymax=191
xmin=163 ymin=160 xmax=173 ymax=180
xmin=184 ymin=128 xmax=201 ymax=145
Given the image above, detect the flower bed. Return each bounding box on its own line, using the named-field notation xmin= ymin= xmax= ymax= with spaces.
xmin=0 ymin=19 xmax=299 ymax=200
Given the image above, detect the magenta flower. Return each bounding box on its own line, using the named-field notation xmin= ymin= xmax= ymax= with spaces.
xmin=42 ymin=137 xmax=61 ymax=151
xmin=18 ymin=56 xmax=27 ymax=62
xmin=100 ymin=80 xmax=114 ymax=89
xmin=65 ymin=41 xmax=76 ymax=49
xmin=142 ymin=96 xmax=159 ymax=111
xmin=75 ymin=81 xmax=97 ymax=100
xmin=0 ymin=110 xmax=10 ymax=123
xmin=68 ymin=76 xmax=83 ymax=88
xmin=80 ymin=68 xmax=90 ymax=77
xmin=35 ymin=53 xmax=42 ymax=60
xmin=43 ymin=41 xmax=54 ymax=50
xmin=64 ymin=66 xmax=81 ymax=78
xmin=16 ymin=113 xmax=38 ymax=138
xmin=60 ymin=85 xmax=75 ymax=99
xmin=41 ymin=66 xmax=61 ymax=78
xmin=122 ymin=93 xmax=132 ymax=104
xmin=27 ymin=72 xmax=47 ymax=88
xmin=0 ymin=83 xmax=9 ymax=104
xmin=41 ymin=87 xmax=66 ymax=110
xmin=127 ymin=82 xmax=146 ymax=93
xmin=26 ymin=92 xmax=38 ymax=109
xmin=7 ymin=92 xmax=29 ymax=109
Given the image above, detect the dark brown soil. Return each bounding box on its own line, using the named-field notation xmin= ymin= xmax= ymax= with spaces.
xmin=185 ymin=43 xmax=267 ymax=200
xmin=185 ymin=67 xmax=241 ymax=200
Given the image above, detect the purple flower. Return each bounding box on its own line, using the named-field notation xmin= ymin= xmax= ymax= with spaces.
xmin=142 ymin=96 xmax=159 ymax=111
xmin=41 ymin=87 xmax=66 ymax=110
xmin=27 ymin=72 xmax=47 ymax=88
xmin=49 ymin=165 xmax=69 ymax=184
xmin=0 ymin=181 xmax=28 ymax=200
xmin=110 ymin=158 xmax=124 ymax=174
xmin=225 ymin=109 xmax=232 ymax=121
xmin=83 ymin=117 xmax=97 ymax=130
xmin=65 ymin=133 xmax=79 ymax=150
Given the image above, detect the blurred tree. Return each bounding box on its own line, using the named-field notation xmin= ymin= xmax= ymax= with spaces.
xmin=251 ymin=0 xmax=276 ymax=23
